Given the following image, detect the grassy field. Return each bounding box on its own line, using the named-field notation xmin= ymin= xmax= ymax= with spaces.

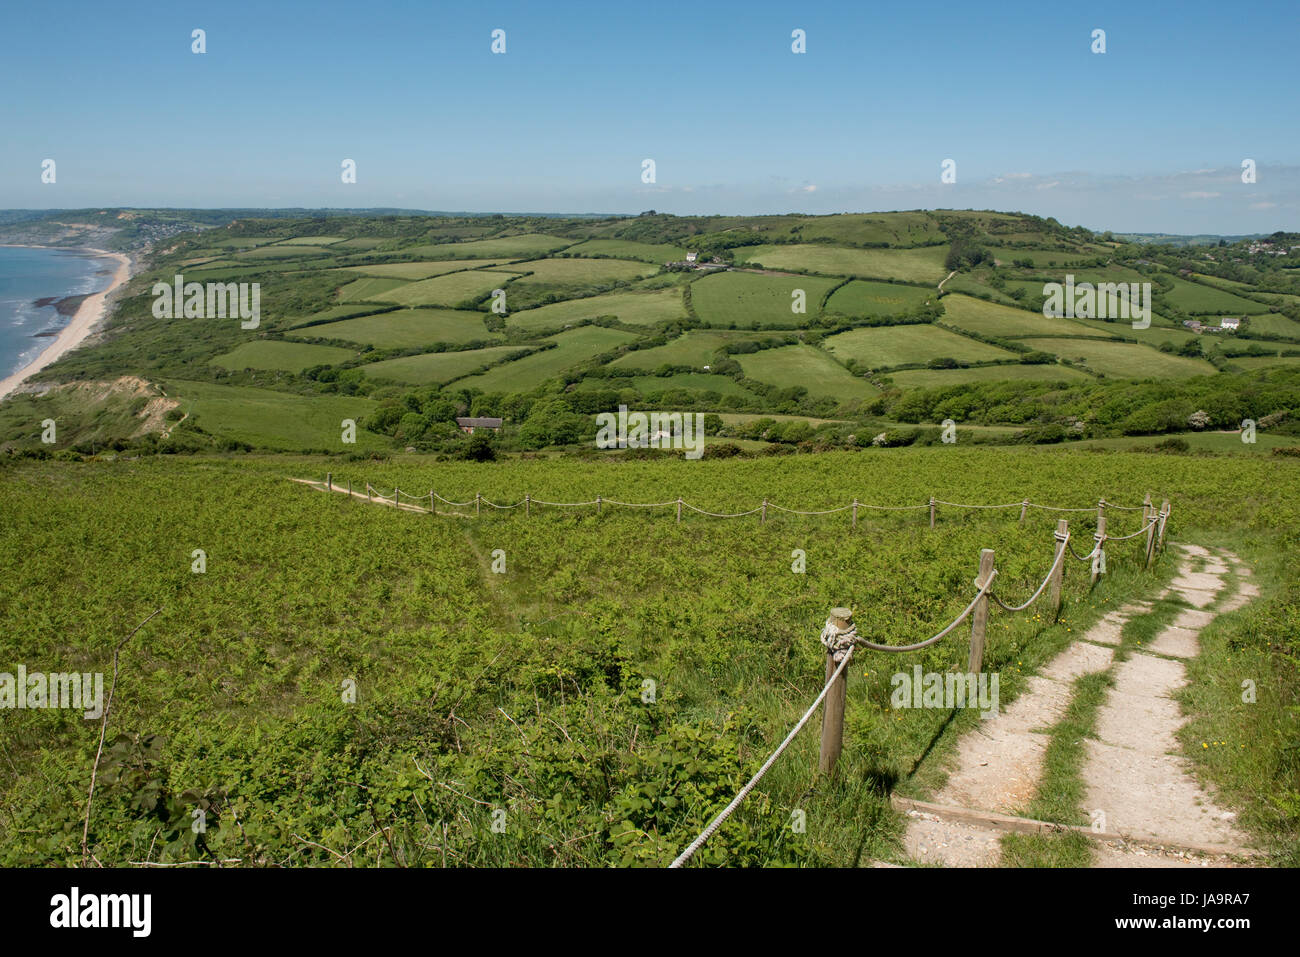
xmin=736 ymin=245 xmax=948 ymax=283
xmin=332 ymin=260 xmax=509 ymax=280
xmin=824 ymin=280 xmax=934 ymax=318
xmin=360 ymin=346 xmax=530 ymax=386
xmin=336 ymin=276 xmax=410 ymax=302
xmin=564 ymin=239 xmax=687 ymax=263
xmin=507 ymin=258 xmax=658 ymax=285
xmin=211 ymin=340 xmax=358 ymax=373
xmin=939 ymin=293 xmax=1116 ymax=339
xmin=1225 ymin=355 xmax=1300 ymax=372
xmin=1159 ymin=277 xmax=1271 ymax=315
xmin=737 ymin=345 xmax=878 ymax=401
xmin=1017 ymin=337 xmax=1218 ymax=379
xmin=612 ymin=330 xmax=754 ymax=370
xmin=403 ymin=234 xmax=574 ymax=259
xmin=1241 ymin=314 xmax=1300 ymax=339
xmin=691 ymin=271 xmax=840 ymax=327
xmin=885 ymin=364 xmax=1092 ymax=389
xmin=580 ymin=373 xmax=758 ymax=397
xmin=987 ymin=247 xmax=1103 ymax=267
xmin=303 ymin=309 xmax=501 ymax=348
xmin=162 ymin=380 xmax=385 ymax=450
xmin=455 ymin=326 xmax=641 ymax=391
xmin=273 ymin=236 xmax=346 ymax=246
xmin=366 ymin=270 xmax=515 ymax=308
xmin=234 ymin=245 xmax=337 ymax=261
xmin=2 ymin=448 xmax=1294 ymax=867
xmin=795 ymin=211 xmax=945 ymax=247
xmin=822 ymin=325 xmax=1015 ymax=368
xmin=506 ymin=288 xmax=686 ymax=333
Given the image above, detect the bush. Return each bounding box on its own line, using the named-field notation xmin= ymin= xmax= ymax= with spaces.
xmin=1154 ymin=436 xmax=1190 ymax=453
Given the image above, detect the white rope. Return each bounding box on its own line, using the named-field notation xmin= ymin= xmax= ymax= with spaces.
xmin=991 ymin=535 xmax=1069 ymax=612
xmin=530 ymin=498 xmax=601 ymax=507
xmin=668 ymin=645 xmax=856 ymax=869
xmin=933 ymin=499 xmax=1022 ymax=510
xmin=683 ymin=503 xmax=764 ymax=518
xmin=1104 ymin=519 xmax=1157 ymax=542
xmin=849 ymin=570 xmax=998 ymax=652
xmin=768 ymin=503 xmax=854 ymax=516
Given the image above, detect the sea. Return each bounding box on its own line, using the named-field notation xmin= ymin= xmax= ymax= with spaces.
xmin=0 ymin=246 xmax=116 ymax=380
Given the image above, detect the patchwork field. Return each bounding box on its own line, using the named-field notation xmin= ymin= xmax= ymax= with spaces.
xmin=825 ymin=280 xmax=934 ymax=318
xmin=337 ymin=276 xmax=409 ymax=302
xmin=367 ymin=270 xmax=515 ymax=308
xmin=403 ymin=234 xmax=574 ymax=259
xmin=507 ymin=258 xmax=658 ymax=284
xmin=884 ymin=364 xmax=1092 ymax=389
xmin=737 ymin=345 xmax=878 ymax=401
xmin=564 ymin=239 xmax=688 ymax=263
xmin=822 ymin=325 xmax=1015 ymax=368
xmin=333 ymin=259 xmax=509 ymax=280
xmin=736 ymin=244 xmax=948 ymax=283
xmin=162 ymin=380 xmax=384 ymax=450
xmin=691 ymin=271 xmax=840 ymax=327
xmin=1159 ymin=277 xmax=1271 ymax=314
xmin=581 ymin=373 xmax=757 ymax=397
xmin=1241 ymin=314 xmax=1300 ymax=338
xmin=211 ymin=340 xmax=357 ymax=373
xmin=505 ymin=288 xmax=686 ymax=333
xmin=1017 ymin=337 xmax=1218 ymax=379
xmin=304 ymin=309 xmax=501 ymax=348
xmin=940 ymin=293 xmax=1117 ymax=339
xmin=1225 ymin=355 xmax=1300 ymax=371
xmin=361 ymin=346 xmax=530 ymax=386
xmin=455 ymin=326 xmax=641 ymax=392
xmin=612 ymin=330 xmax=754 ymax=370
xmin=795 ymin=211 xmax=945 ymax=247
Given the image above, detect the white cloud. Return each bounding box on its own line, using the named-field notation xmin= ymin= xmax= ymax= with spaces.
xmin=1181 ymin=191 xmax=1221 ymax=199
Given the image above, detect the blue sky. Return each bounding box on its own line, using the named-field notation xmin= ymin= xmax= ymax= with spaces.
xmin=1 ymin=0 xmax=1296 ymax=233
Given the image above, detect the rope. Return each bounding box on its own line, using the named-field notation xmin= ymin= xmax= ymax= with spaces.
xmin=848 ymin=570 xmax=998 ymax=652
xmin=1067 ymin=538 xmax=1100 ymax=562
xmin=1025 ymin=503 xmax=1097 ymax=513
xmin=932 ymin=499 xmax=1023 ymax=510
xmin=683 ymin=503 xmax=764 ymax=518
xmin=668 ymin=645 xmax=856 ymax=868
xmin=1104 ymin=520 xmax=1157 ymax=542
xmin=768 ymin=503 xmax=854 ymax=516
xmin=990 ymin=535 xmax=1068 ymax=612
xmin=530 ymin=498 xmax=601 ymax=507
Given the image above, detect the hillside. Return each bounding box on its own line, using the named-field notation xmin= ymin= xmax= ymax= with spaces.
xmin=4 ymin=209 xmax=1300 ymax=458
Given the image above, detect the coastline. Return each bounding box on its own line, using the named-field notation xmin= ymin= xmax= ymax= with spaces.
xmin=0 ymin=246 xmax=134 ymax=402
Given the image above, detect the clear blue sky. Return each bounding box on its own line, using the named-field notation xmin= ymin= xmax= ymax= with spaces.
xmin=2 ymin=0 xmax=1296 ymax=233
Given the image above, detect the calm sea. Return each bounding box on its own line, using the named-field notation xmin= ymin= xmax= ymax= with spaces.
xmin=0 ymin=246 xmax=116 ymax=379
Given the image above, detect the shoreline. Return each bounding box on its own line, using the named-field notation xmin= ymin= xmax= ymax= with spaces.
xmin=0 ymin=246 xmax=134 ymax=402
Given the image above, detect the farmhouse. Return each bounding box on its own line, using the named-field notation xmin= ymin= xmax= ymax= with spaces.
xmin=1219 ymin=317 xmax=1241 ymax=330
xmin=455 ymin=416 xmax=503 ymax=435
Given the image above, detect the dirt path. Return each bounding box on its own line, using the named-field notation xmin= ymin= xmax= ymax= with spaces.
xmin=902 ymin=543 xmax=1259 ymax=867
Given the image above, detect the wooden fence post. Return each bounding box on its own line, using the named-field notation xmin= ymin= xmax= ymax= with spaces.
xmin=676 ymin=498 xmax=682 ymax=524
xmin=968 ymin=549 xmax=995 ymax=674
xmin=1097 ymin=498 xmax=1106 ymax=524
xmin=526 ymin=493 xmax=531 ymax=517
xmin=475 ymin=493 xmax=480 ymax=517
xmin=852 ymin=500 xmax=858 ymax=530
xmin=1143 ymin=494 xmax=1157 ymax=569
xmin=326 ymin=473 xmax=332 ymax=492
xmin=430 ymin=490 xmax=435 ymax=515
xmin=367 ymin=484 xmax=372 ymax=504
xmin=1049 ymin=520 xmax=1068 ymax=623
xmin=819 ymin=607 xmax=853 ymax=775
xmin=1158 ymin=499 xmax=1170 ymax=551
xmin=347 ymin=479 xmax=351 ymax=499
xmin=596 ymin=495 xmax=602 ymax=516
xmin=761 ymin=500 xmax=767 ymax=524
xmin=1019 ymin=499 xmax=1029 ymax=525
xmin=1091 ymin=515 xmax=1107 ymax=586
xmin=929 ymin=497 xmax=936 ymax=529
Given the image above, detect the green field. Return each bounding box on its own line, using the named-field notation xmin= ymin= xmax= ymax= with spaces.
xmin=211 ymin=340 xmax=357 ymax=373
xmin=404 ymin=234 xmax=574 ymax=259
xmin=506 ymin=288 xmax=686 ymax=333
xmin=507 ymin=257 xmax=658 ymax=285
xmin=361 ymin=346 xmax=531 ymax=385
xmin=333 ymin=259 xmax=509 ymax=281
xmin=305 ymin=309 xmax=501 ymax=348
xmin=1241 ymin=314 xmax=1300 ymax=339
xmin=822 ymin=325 xmax=1015 ymax=368
xmin=988 ymin=247 xmax=1103 ymax=267
xmin=163 ymin=380 xmax=385 ymax=450
xmin=564 ymin=239 xmax=688 ymax=263
xmin=1017 ymin=337 xmax=1218 ymax=379
xmin=456 ymin=326 xmax=641 ymax=392
xmin=940 ymin=293 xmax=1117 ymax=339
xmin=1159 ymin=277 xmax=1271 ymax=315
xmin=824 ymin=280 xmax=934 ymax=318
xmin=691 ymin=271 xmax=840 ymax=328
xmin=337 ymin=276 xmax=410 ymax=302
xmin=234 ymin=245 xmax=336 ymax=261
xmin=612 ymin=330 xmax=755 ymax=371
xmin=273 ymin=236 xmax=346 ymax=246
xmin=885 ymin=364 xmax=1092 ymax=389
xmin=795 ymin=212 xmax=946 ymax=247
xmin=737 ymin=345 xmax=878 ymax=401
xmin=736 ymin=245 xmax=948 ymax=283
xmin=581 ymin=373 xmax=757 ymax=397
xmin=1226 ymin=355 xmax=1300 ymax=372
xmin=367 ymin=270 xmax=515 ymax=308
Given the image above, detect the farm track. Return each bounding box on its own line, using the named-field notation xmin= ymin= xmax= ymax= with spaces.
xmin=901 ymin=543 xmax=1262 ymax=867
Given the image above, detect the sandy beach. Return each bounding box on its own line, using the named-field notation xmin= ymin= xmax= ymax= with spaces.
xmin=0 ymin=247 xmax=133 ymax=402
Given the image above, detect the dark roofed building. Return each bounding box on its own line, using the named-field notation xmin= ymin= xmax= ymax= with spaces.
xmin=456 ymin=416 xmax=503 ymax=434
